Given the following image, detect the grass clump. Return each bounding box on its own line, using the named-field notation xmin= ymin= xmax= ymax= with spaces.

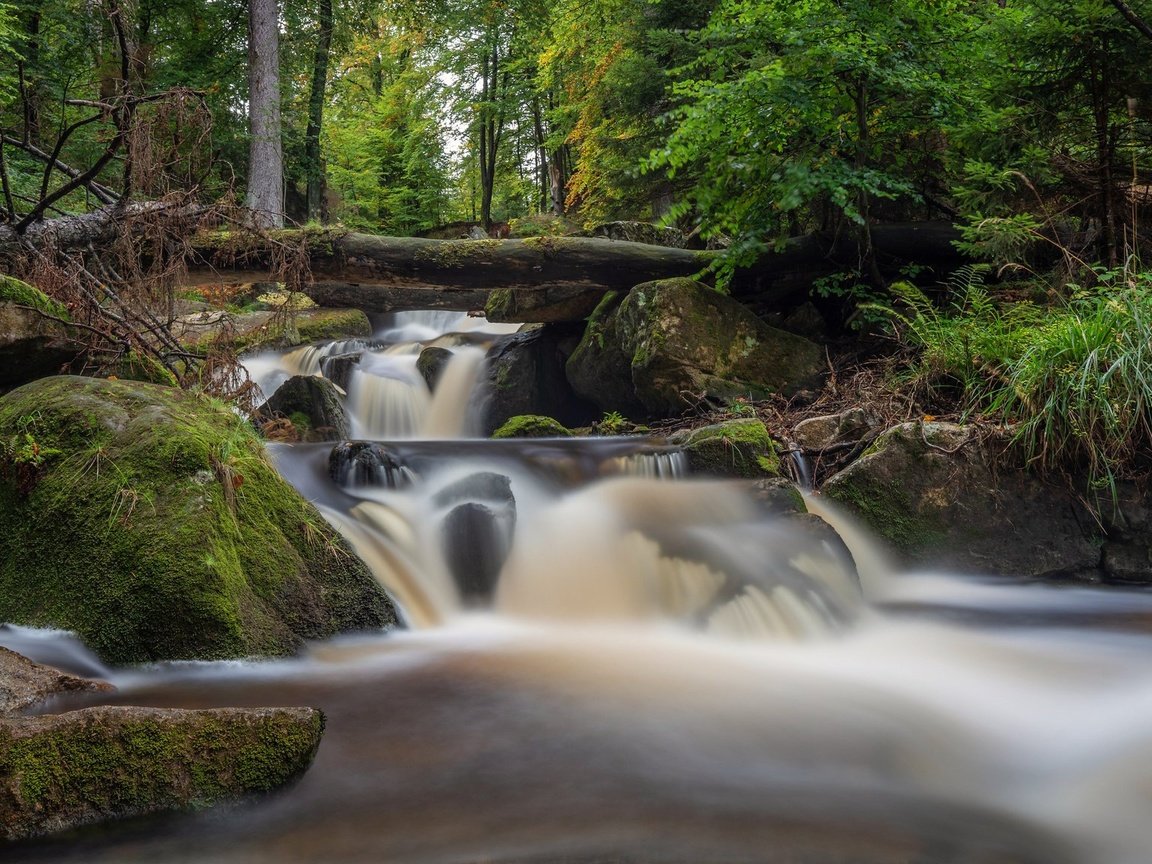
xmin=875 ymin=264 xmax=1152 ymax=500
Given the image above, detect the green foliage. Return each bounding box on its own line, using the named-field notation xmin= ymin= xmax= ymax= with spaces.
xmin=876 ymin=264 xmax=1152 ymax=498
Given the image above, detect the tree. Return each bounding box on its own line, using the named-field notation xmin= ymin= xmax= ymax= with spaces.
xmin=246 ymin=0 xmax=284 ymax=228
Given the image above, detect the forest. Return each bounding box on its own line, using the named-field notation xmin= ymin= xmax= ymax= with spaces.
xmin=0 ymin=0 xmax=1149 ymax=492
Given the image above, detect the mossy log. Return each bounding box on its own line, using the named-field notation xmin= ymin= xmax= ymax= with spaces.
xmin=186 ymin=223 xmax=964 ymax=323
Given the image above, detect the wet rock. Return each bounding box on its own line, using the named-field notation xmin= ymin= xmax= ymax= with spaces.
xmin=434 ymin=472 xmax=516 ymax=604
xmin=259 ymin=374 xmax=349 ymax=442
xmin=319 ymin=351 xmax=362 ymax=391
xmin=0 ymin=376 xmax=395 ymax=664
xmin=0 ymin=278 xmax=79 ymax=393
xmin=821 ymin=421 xmax=1102 ymax=579
xmin=668 ymin=419 xmax=782 ymax=479
xmin=793 ymin=407 xmax=883 ymax=451
xmin=0 ymin=705 xmax=323 ymax=842
xmin=0 ymin=647 xmax=111 ymax=716
xmin=481 ymin=324 xmax=597 ymax=435
xmin=491 ymin=415 xmax=573 ymax=438
xmin=749 ymin=477 xmax=807 ymax=516
xmin=328 ymin=442 xmax=411 ymax=489
xmin=567 ymin=278 xmax=826 ymax=419
xmin=416 ymin=346 xmax=454 ymax=392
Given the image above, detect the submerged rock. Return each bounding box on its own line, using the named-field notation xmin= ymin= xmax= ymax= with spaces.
xmin=434 ymin=472 xmax=517 ymax=604
xmin=259 ymin=375 xmax=349 ymax=441
xmin=0 ymin=704 xmax=323 ymax=842
xmin=821 ymin=421 xmax=1102 ymax=579
xmin=319 ymin=350 xmax=362 ymax=391
xmin=0 ymin=376 xmax=396 ymax=663
xmin=669 ymin=419 xmax=781 ymax=479
xmin=567 ymin=278 xmax=826 ymax=419
xmin=0 ymin=646 xmax=111 ymax=716
xmin=328 ymin=441 xmax=411 ymax=489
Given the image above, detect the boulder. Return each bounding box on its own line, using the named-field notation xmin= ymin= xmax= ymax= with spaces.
xmin=480 ymin=324 xmax=597 ymax=435
xmin=319 ymin=350 xmax=362 ymax=391
xmin=432 ymin=472 xmax=517 ymax=605
xmin=416 ymin=346 xmax=454 ymax=392
xmin=491 ymin=415 xmax=573 ymax=439
xmin=258 ymin=375 xmax=349 ymax=441
xmin=668 ymin=419 xmax=782 ymax=479
xmin=567 ymin=279 xmax=826 ymax=419
xmin=174 ymin=307 xmax=371 ymax=354
xmin=821 ymin=422 xmax=1102 ymax=579
xmin=0 ymin=277 xmax=79 ymax=393
xmin=0 ymin=705 xmax=323 ymax=841
xmin=0 ymin=376 xmax=396 ymax=663
xmin=793 ymin=407 xmax=883 ymax=451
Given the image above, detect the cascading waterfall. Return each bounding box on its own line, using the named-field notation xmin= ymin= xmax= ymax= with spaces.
xmin=14 ymin=309 xmax=1152 ymax=864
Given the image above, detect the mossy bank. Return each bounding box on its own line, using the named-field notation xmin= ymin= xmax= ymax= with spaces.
xmin=0 ymin=376 xmax=395 ymax=663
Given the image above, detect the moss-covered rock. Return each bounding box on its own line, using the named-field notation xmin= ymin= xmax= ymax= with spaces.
xmin=668 ymin=419 xmax=782 ymax=479
xmin=0 ymin=277 xmax=79 ymax=394
xmin=0 ymin=376 xmax=395 ymax=663
xmin=174 ymin=308 xmax=371 ymax=355
xmin=821 ymin=421 xmax=1102 ymax=579
xmin=0 ymin=705 xmax=322 ymax=841
xmin=566 ymin=279 xmax=825 ymax=419
xmin=492 ymin=415 xmax=573 ymax=439
xmin=256 ymin=375 xmax=349 ymax=442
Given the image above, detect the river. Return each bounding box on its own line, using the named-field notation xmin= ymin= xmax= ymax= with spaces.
xmin=7 ymin=312 xmax=1152 ymax=864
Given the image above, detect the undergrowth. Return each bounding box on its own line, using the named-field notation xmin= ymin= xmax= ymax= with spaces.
xmin=873 ymin=264 xmax=1152 ymax=502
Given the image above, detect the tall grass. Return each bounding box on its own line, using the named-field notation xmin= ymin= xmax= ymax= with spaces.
xmin=876 ymin=267 xmax=1152 ymax=499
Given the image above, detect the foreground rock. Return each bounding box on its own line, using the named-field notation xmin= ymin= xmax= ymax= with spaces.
xmin=567 ymin=279 xmax=826 ymax=419
xmin=0 ymin=376 xmax=395 ymax=663
xmin=0 ymin=705 xmax=323 ymax=842
xmin=0 ymin=647 xmax=111 ymax=715
xmin=0 ymin=277 xmax=79 ymax=393
xmin=822 ymin=422 xmax=1103 ymax=579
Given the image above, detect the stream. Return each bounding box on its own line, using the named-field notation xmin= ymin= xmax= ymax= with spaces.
xmin=8 ymin=312 xmax=1152 ymax=863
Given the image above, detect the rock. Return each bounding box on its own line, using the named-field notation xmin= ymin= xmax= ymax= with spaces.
xmin=0 ymin=646 xmax=111 ymax=716
xmin=0 ymin=376 xmax=396 ymax=663
xmin=581 ymin=221 xmax=689 ymax=248
xmin=416 ymin=346 xmax=454 ymax=392
xmin=0 ymin=704 xmax=323 ymax=842
xmin=480 ymin=324 xmax=597 ymax=435
xmin=491 ymin=415 xmax=573 ymax=439
xmin=319 ymin=351 xmax=362 ymax=391
xmin=174 ymin=307 xmax=371 ymax=354
xmin=821 ymin=421 xmax=1102 ymax=579
xmin=0 ymin=277 xmax=79 ymax=393
xmin=328 ymin=442 xmax=411 ymax=489
xmin=258 ymin=375 xmax=349 ymax=442
xmin=668 ymin=419 xmax=782 ymax=479
xmin=433 ymin=472 xmax=516 ymax=604
xmin=749 ymin=477 xmax=808 ymax=516
xmin=567 ymin=278 xmax=826 ymax=419
xmin=793 ymin=407 xmax=882 ymax=451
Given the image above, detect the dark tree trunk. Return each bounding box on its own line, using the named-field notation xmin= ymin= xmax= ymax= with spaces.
xmin=305 ymin=0 xmax=333 ymax=223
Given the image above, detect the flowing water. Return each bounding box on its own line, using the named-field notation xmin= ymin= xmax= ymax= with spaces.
xmin=8 ymin=311 xmax=1152 ymax=863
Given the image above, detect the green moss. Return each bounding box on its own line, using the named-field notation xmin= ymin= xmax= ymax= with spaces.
xmin=0 ymin=275 xmax=69 ymax=321
xmin=822 ymin=470 xmax=947 ymax=552
xmin=522 ymin=235 xmax=578 ymax=253
xmin=114 ymin=352 xmax=179 ymax=387
xmin=415 ymin=239 xmax=500 ymax=268
xmin=0 ymin=377 xmax=394 ymax=663
xmin=0 ymin=708 xmax=323 ymax=841
xmin=673 ymin=419 xmax=781 ymax=479
xmin=485 ymin=288 xmax=515 ymax=321
xmin=491 ymin=415 xmax=573 ymax=439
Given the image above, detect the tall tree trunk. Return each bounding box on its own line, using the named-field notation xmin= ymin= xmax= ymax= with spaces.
xmin=246 ymin=0 xmax=284 ymax=229
xmin=531 ymin=97 xmax=548 ymax=213
xmin=305 ymin=0 xmax=333 ymax=223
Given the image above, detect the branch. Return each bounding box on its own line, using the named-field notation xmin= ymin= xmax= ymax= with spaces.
xmin=1109 ymin=0 xmax=1152 ymax=41
xmin=0 ymin=135 xmax=119 ymax=205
